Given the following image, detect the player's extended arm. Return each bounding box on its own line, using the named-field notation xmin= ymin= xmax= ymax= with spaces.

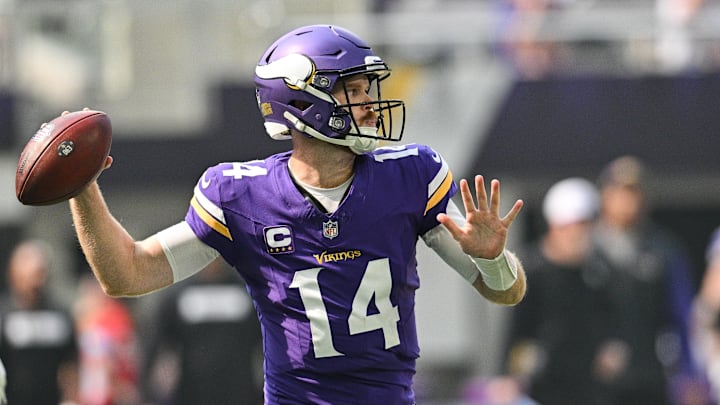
xmin=434 ymin=175 xmax=526 ymax=305
xmin=70 ymin=179 xmax=174 ymax=297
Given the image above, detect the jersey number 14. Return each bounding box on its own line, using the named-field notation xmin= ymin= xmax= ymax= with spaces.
xmin=290 ymin=258 xmax=400 ymax=358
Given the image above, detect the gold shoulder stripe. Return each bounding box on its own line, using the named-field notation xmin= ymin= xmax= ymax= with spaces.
xmin=425 ymin=169 xmax=453 ymax=215
xmin=190 ymin=196 xmax=233 ymax=241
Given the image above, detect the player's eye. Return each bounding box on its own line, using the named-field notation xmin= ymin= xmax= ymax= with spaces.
xmin=349 ymin=87 xmax=370 ymax=98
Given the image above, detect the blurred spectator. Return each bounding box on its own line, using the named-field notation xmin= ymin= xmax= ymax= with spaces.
xmin=505 ymin=177 xmax=617 ymax=404
xmin=690 ymin=227 xmax=720 ymax=402
xmin=592 ymin=155 xmax=702 ymax=405
xmin=493 ymin=0 xmax=571 ymax=79
xmin=655 ymin=0 xmax=705 ymax=73
xmin=143 ymin=258 xmax=263 ymax=405
xmin=0 ymin=239 xmax=78 ymax=404
xmin=74 ymin=274 xmax=140 ymax=405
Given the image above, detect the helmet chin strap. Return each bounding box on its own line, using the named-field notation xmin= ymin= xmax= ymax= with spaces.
xmin=283 ymin=111 xmax=378 ymax=155
xmin=347 ymin=129 xmax=379 ymax=155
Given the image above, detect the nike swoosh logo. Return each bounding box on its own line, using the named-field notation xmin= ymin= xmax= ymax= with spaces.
xmin=201 ymin=173 xmax=212 ymax=188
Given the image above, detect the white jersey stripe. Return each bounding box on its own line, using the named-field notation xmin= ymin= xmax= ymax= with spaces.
xmin=194 ymin=184 xmax=227 ymax=225
xmin=427 ymin=156 xmax=450 ymax=200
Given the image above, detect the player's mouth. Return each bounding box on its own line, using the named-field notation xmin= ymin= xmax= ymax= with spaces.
xmin=363 ymin=119 xmax=377 ymax=128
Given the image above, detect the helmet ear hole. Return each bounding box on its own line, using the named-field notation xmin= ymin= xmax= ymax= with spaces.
xmin=289 ymin=100 xmax=312 ymax=111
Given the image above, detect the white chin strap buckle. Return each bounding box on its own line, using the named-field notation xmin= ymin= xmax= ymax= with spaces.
xmin=347 ymin=127 xmax=379 ymax=154
xmin=348 ymin=136 xmax=378 ymax=154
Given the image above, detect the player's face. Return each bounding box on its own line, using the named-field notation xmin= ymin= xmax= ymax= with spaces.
xmin=333 ymin=75 xmax=379 ymax=130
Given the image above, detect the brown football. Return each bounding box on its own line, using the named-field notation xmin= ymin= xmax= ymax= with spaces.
xmin=15 ymin=110 xmax=112 ymax=206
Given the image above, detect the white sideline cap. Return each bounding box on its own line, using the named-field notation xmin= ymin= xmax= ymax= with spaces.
xmin=543 ymin=177 xmax=599 ymax=226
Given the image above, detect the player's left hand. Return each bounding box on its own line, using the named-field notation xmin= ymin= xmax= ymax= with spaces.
xmin=437 ymin=175 xmax=523 ymax=259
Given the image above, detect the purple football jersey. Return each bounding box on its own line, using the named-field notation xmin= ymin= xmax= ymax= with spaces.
xmin=185 ymin=143 xmax=457 ymax=404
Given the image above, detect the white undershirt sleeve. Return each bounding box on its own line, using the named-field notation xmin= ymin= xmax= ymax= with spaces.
xmin=421 ymin=200 xmax=518 ymax=291
xmin=155 ymin=221 xmax=220 ymax=283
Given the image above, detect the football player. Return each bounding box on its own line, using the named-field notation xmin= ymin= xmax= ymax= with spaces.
xmin=68 ymin=25 xmax=526 ymax=404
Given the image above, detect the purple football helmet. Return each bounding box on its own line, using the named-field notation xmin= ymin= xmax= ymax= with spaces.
xmin=254 ymin=25 xmax=405 ymax=154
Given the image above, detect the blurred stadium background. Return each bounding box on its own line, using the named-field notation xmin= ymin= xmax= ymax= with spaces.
xmin=1 ymin=0 xmax=720 ymax=402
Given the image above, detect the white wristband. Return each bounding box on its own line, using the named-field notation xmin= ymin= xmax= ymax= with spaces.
xmin=472 ymin=250 xmax=518 ymax=291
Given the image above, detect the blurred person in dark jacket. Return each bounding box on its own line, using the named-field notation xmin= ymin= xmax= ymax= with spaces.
xmin=143 ymin=258 xmax=263 ymax=405
xmin=506 ymin=177 xmax=618 ymax=405
xmin=0 ymin=239 xmax=79 ymax=404
xmin=592 ymin=155 xmax=700 ymax=405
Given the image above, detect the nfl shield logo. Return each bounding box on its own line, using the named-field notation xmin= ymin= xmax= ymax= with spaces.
xmin=322 ymin=220 xmax=339 ymax=240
